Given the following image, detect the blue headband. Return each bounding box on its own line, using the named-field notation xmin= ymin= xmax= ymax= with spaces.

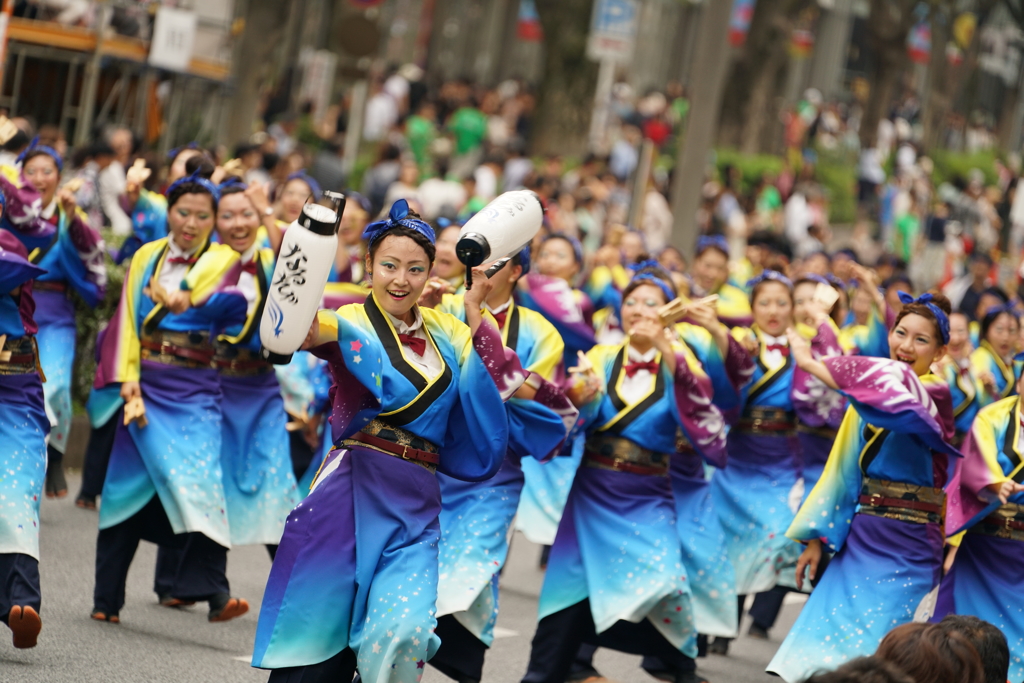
xmin=799 ymin=274 xmax=831 ymax=287
xmin=285 ymin=171 xmax=322 ymax=201
xmin=16 ymin=136 xmax=63 ymax=172
xmin=630 ymin=273 xmax=675 ymax=303
xmin=825 ymin=274 xmax=846 ymax=289
xmin=696 ymin=234 xmax=729 ymax=257
xmin=897 ymin=291 xmax=950 ymax=344
xmin=167 ymin=142 xmax=200 ymax=162
xmin=982 ymin=301 xmax=1018 ymax=321
xmin=218 ymin=176 xmax=247 ymax=191
xmin=544 ymin=233 xmax=583 ymax=265
xmin=362 ymin=198 xmax=436 ymax=247
xmin=516 ymin=244 xmax=531 ymax=275
xmin=632 ymin=258 xmax=660 ymax=272
xmin=435 ymin=216 xmax=461 ymax=230
xmin=167 ymin=169 xmax=221 ymax=203
xmin=747 ymin=269 xmax=793 ymax=290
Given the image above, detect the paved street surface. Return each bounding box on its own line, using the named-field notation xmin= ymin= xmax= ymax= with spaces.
xmin=4 ymin=474 xmax=803 ymax=683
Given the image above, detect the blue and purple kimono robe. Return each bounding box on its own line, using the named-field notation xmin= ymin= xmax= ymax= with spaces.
xmin=538 ymin=339 xmax=728 ymax=657
xmin=0 ymin=229 xmax=49 ymax=561
xmin=96 ymin=237 xmax=247 ymax=548
xmin=767 ymin=357 xmax=962 ymax=682
xmin=215 ymin=247 xmax=299 ymax=546
xmin=941 ymin=395 xmax=1024 ymax=683
xmin=434 ymin=294 xmax=575 ymax=646
xmin=251 ymin=295 xmax=525 ymax=682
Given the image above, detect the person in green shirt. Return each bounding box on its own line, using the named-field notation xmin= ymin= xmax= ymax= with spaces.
xmin=405 ymin=100 xmax=438 ymax=174
xmin=447 ymin=100 xmax=488 ymax=157
xmin=894 ymin=205 xmax=921 ymax=263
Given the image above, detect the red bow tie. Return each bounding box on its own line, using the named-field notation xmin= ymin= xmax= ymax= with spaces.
xmin=766 ymin=343 xmax=790 ymax=356
xmin=241 ymin=260 xmax=258 ymax=275
xmin=624 ymin=360 xmax=659 ymax=377
xmin=167 ymin=256 xmax=197 ymax=266
xmin=491 ymin=308 xmax=508 ymax=329
xmin=398 ymin=333 xmax=426 ymax=357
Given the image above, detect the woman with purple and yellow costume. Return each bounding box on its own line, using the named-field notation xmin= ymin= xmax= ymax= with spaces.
xmin=940 ymin=370 xmax=1024 ymax=683
xmin=252 ymin=200 xmax=526 ymax=683
xmin=0 ymin=226 xmax=49 ymax=650
xmin=211 ymin=182 xmax=299 ymax=548
xmin=970 ymin=303 xmax=1022 ymax=407
xmin=520 ymin=269 xmax=727 ymax=683
xmin=515 ymin=233 xmax=597 ymax=547
xmin=18 ymin=140 xmax=106 ymax=498
xmin=937 ymin=311 xmax=981 ymax=445
xmin=767 ymin=292 xmax=962 ymax=682
xmin=429 ymin=247 xmax=577 ymax=683
xmin=91 ymin=169 xmax=251 ymax=624
xmin=0 ymin=164 xmax=56 ymax=250
xmin=685 ymin=235 xmax=752 ymax=329
xmin=709 ymin=271 xmax=807 ymax=647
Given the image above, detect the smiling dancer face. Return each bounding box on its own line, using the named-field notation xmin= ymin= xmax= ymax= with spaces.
xmin=215 ymin=189 xmax=261 ymax=253
xmin=889 ymin=294 xmax=951 ymax=377
xmin=23 ymin=152 xmax=60 ymax=207
xmin=752 ymin=280 xmax=793 ymax=337
xmin=168 ymin=192 xmax=216 ymax=251
xmin=366 ymin=231 xmax=435 ymax=324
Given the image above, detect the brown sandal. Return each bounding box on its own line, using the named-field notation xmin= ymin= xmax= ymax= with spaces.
xmin=208 ymin=597 xmax=249 ymax=623
xmin=9 ymin=605 xmax=42 ymax=648
xmin=90 ymin=610 xmax=120 ymax=624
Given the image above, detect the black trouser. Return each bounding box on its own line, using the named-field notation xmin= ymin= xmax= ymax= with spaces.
xmin=94 ymin=495 xmax=229 ymax=615
xmin=429 ymin=614 xmax=487 ymax=682
xmin=79 ymin=409 xmax=121 ymax=499
xmin=267 ymin=647 xmax=357 ymax=683
xmin=521 ymin=599 xmax=696 ymax=683
xmin=47 ymin=444 xmax=63 ymax=470
xmin=289 ymin=420 xmax=316 ymax=481
xmin=749 ymin=586 xmax=790 ymax=631
xmin=0 ymin=554 xmax=41 ymax=623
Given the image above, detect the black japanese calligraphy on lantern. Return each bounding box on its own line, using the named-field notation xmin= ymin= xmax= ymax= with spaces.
xmin=273 ymin=244 xmax=308 ymax=304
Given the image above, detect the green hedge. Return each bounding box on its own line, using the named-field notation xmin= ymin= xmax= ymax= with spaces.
xmin=928 ymin=149 xmax=1002 ymax=187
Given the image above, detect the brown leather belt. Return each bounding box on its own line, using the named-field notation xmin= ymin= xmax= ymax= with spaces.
xmin=213 ymin=345 xmax=272 ymax=375
xmin=584 ymin=434 xmax=669 ymax=476
xmin=342 ymin=419 xmax=441 ymax=471
xmin=33 ymin=281 xmax=68 ymax=294
xmin=857 ymin=478 xmax=945 ymax=526
xmin=971 ymin=503 xmax=1024 ymax=541
xmin=0 ymin=336 xmax=41 ymax=376
xmin=797 ymin=423 xmax=839 ymax=440
xmin=738 ymin=406 xmax=796 ymax=435
xmin=140 ymin=331 xmax=214 ymax=369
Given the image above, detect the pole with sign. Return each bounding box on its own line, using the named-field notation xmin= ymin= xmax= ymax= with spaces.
xmin=586 ymin=0 xmax=638 ymax=154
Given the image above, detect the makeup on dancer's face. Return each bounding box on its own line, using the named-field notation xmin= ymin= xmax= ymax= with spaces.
xmin=753 ymin=281 xmax=792 ymax=337
xmin=279 ymin=179 xmax=311 ymax=224
xmin=432 ymin=226 xmax=464 ymax=280
xmin=537 ymin=238 xmax=579 ymax=282
xmin=23 ymin=155 xmax=59 ymax=205
xmin=216 ymin=192 xmax=260 ymax=254
xmin=368 ymin=234 xmax=431 ymax=318
xmin=692 ymin=248 xmax=727 ymax=292
xmin=889 ymin=312 xmax=944 ymax=376
xmin=622 ymin=284 xmax=665 ymax=328
xmin=985 ymin=312 xmax=1019 ymax=360
xmin=168 ymin=193 xmax=215 ymax=251
xmin=792 ymin=282 xmax=818 ymax=327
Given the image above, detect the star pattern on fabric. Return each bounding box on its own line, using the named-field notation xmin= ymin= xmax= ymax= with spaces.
xmin=350 ymin=340 xmax=363 ymax=352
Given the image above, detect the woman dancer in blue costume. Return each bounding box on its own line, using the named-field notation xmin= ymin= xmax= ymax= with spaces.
xmin=251 ymin=199 xmax=527 ymax=683
xmin=970 ymin=303 xmax=1021 ymax=407
xmin=767 ymin=292 xmax=962 ymax=682
xmin=707 ymin=271 xmax=809 ymax=654
xmin=18 ymin=139 xmax=106 ymax=498
xmin=520 ymin=268 xmax=729 ymax=683
xmin=0 ymin=224 xmax=49 ymax=649
xmin=515 ymin=233 xmax=597 ymax=553
xmin=937 ymin=311 xmax=981 ymax=446
xmin=941 ymin=366 xmax=1024 ymax=682
xmin=685 ymin=235 xmax=752 ymax=328
xmin=90 ymin=165 xmax=252 ymax=624
xmin=428 ymin=246 xmax=577 ymax=683
xmin=211 ymin=180 xmax=300 ymax=550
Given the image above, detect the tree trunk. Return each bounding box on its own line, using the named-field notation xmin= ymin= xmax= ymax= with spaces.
xmin=922 ymin=8 xmax=951 ymax=150
xmin=225 ymin=0 xmax=292 ymax=144
xmin=859 ymin=0 xmax=917 ymax=151
xmin=740 ymin=44 xmax=788 ymax=154
xmin=669 ymin=0 xmax=733 ymax=259
xmin=531 ymin=0 xmax=598 ymax=157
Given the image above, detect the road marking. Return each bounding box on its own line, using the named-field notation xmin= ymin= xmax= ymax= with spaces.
xmin=783 ymin=592 xmax=809 ymax=606
xmin=233 ymin=655 xmax=252 ymax=663
xmin=493 ymin=627 xmax=519 ymax=639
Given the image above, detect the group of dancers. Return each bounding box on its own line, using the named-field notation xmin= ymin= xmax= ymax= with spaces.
xmin=1 ymin=140 xmax=1024 ymax=683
